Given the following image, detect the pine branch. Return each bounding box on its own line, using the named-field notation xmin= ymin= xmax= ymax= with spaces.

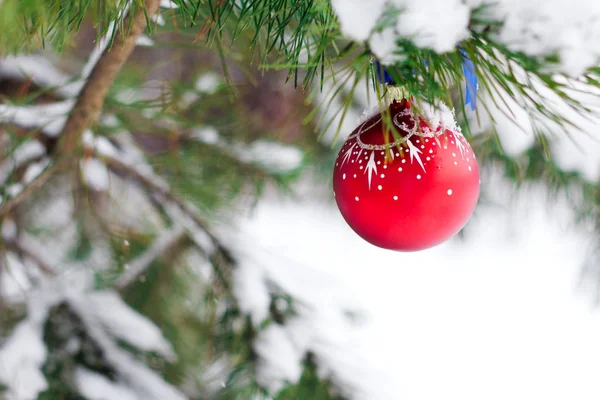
xmin=183 ymin=0 xmax=343 ymax=90
xmin=0 ymin=161 xmax=64 ymax=217
xmin=6 ymin=239 xmax=57 ymax=276
xmin=0 ymin=139 xmax=48 ymax=187
xmin=103 ymin=155 xmax=217 ymax=249
xmin=102 ymin=154 xmax=235 ymax=289
xmin=116 ymin=225 xmax=187 ymax=289
xmin=56 ymin=0 xmax=161 ymax=158
xmin=0 ymin=0 xmax=160 ymax=216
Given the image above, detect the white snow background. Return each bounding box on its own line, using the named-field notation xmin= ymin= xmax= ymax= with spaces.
xmin=333 ymin=0 xmax=600 ymax=76
xmin=230 ymin=171 xmax=600 ymax=400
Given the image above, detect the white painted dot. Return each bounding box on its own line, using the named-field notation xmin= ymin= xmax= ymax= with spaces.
xmin=383 ymin=165 xmax=387 ymax=169
xmin=381 ymin=151 xmax=385 ymax=155
xmin=451 ymin=141 xmax=454 ymax=144
xmin=425 ymin=139 xmax=429 ymax=142
xmin=447 ymin=189 xmax=453 ymax=195
xmin=354 ymin=174 xmax=357 ymax=178
xmin=378 ymin=185 xmax=382 ymax=190
xmin=421 ymin=145 xmax=425 ymax=149
xmin=377 ymin=161 xmax=381 ymax=165
xmin=381 ymin=174 xmax=385 ymax=178
xmin=444 ymin=146 xmax=447 ymax=149
xmin=416 ymin=140 xmax=420 ymax=143
xmin=417 ymin=174 xmax=421 ymax=179
xmin=429 ymin=149 xmax=433 ymax=154
xmin=468 ymin=166 xmax=472 ymax=171
xmin=393 ymin=195 xmax=398 ymax=200
xmin=452 ymin=153 xmax=456 ymax=157
xmin=355 ymin=196 xmax=359 ymax=201
xmin=398 ymin=167 xmax=403 ymax=172
xmin=467 ymin=158 xmax=470 ymax=162
xmin=402 ymin=159 xmax=406 ymax=164
xmin=360 ymin=166 xmax=363 ymax=169
xmin=426 ymin=157 xmax=430 ymax=161
xmin=342 ymin=173 xmax=346 ymax=179
xmin=352 ymin=160 xmax=355 ymax=163
xmin=454 ymin=161 xmax=458 ymax=165
xmin=395 ymin=153 xmax=400 ymax=157
xmin=359 ymin=160 xmax=362 ymax=163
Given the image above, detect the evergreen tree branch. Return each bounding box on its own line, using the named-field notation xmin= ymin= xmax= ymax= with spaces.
xmin=102 ymin=154 xmax=235 ymax=288
xmin=56 ymin=0 xmax=161 ymax=158
xmin=116 ymin=225 xmax=187 ymax=289
xmin=0 ymin=0 xmax=160 ymax=216
xmin=6 ymin=239 xmax=57 ymax=276
xmin=0 ymin=162 xmax=64 ymax=217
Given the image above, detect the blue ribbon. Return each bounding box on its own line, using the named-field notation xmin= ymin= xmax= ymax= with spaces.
xmin=374 ymin=46 xmax=478 ymax=110
xmin=373 ymin=59 xmax=395 ymax=85
xmin=459 ymin=48 xmax=477 ymax=111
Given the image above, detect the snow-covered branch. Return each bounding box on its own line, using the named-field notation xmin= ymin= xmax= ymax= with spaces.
xmin=116 ymin=225 xmax=187 ymax=289
xmin=0 ymin=161 xmax=63 ymax=217
xmin=102 ymin=154 xmax=232 ymax=258
xmin=67 ymin=296 xmax=187 ymax=400
xmin=0 ymin=0 xmax=161 ymax=217
xmin=5 ymin=239 xmax=57 ymax=277
xmin=56 ymin=0 xmax=161 ymax=158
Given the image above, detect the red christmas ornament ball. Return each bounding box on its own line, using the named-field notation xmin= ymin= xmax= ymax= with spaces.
xmin=332 ymin=99 xmax=480 ymax=251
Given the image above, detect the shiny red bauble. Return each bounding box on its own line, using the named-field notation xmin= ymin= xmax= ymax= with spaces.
xmin=332 ymin=100 xmax=480 ymax=252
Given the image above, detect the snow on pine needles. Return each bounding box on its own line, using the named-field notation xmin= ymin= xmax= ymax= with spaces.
xmin=0 ymin=50 xmax=356 ymax=400
xmin=331 ymin=0 xmax=600 ymax=76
